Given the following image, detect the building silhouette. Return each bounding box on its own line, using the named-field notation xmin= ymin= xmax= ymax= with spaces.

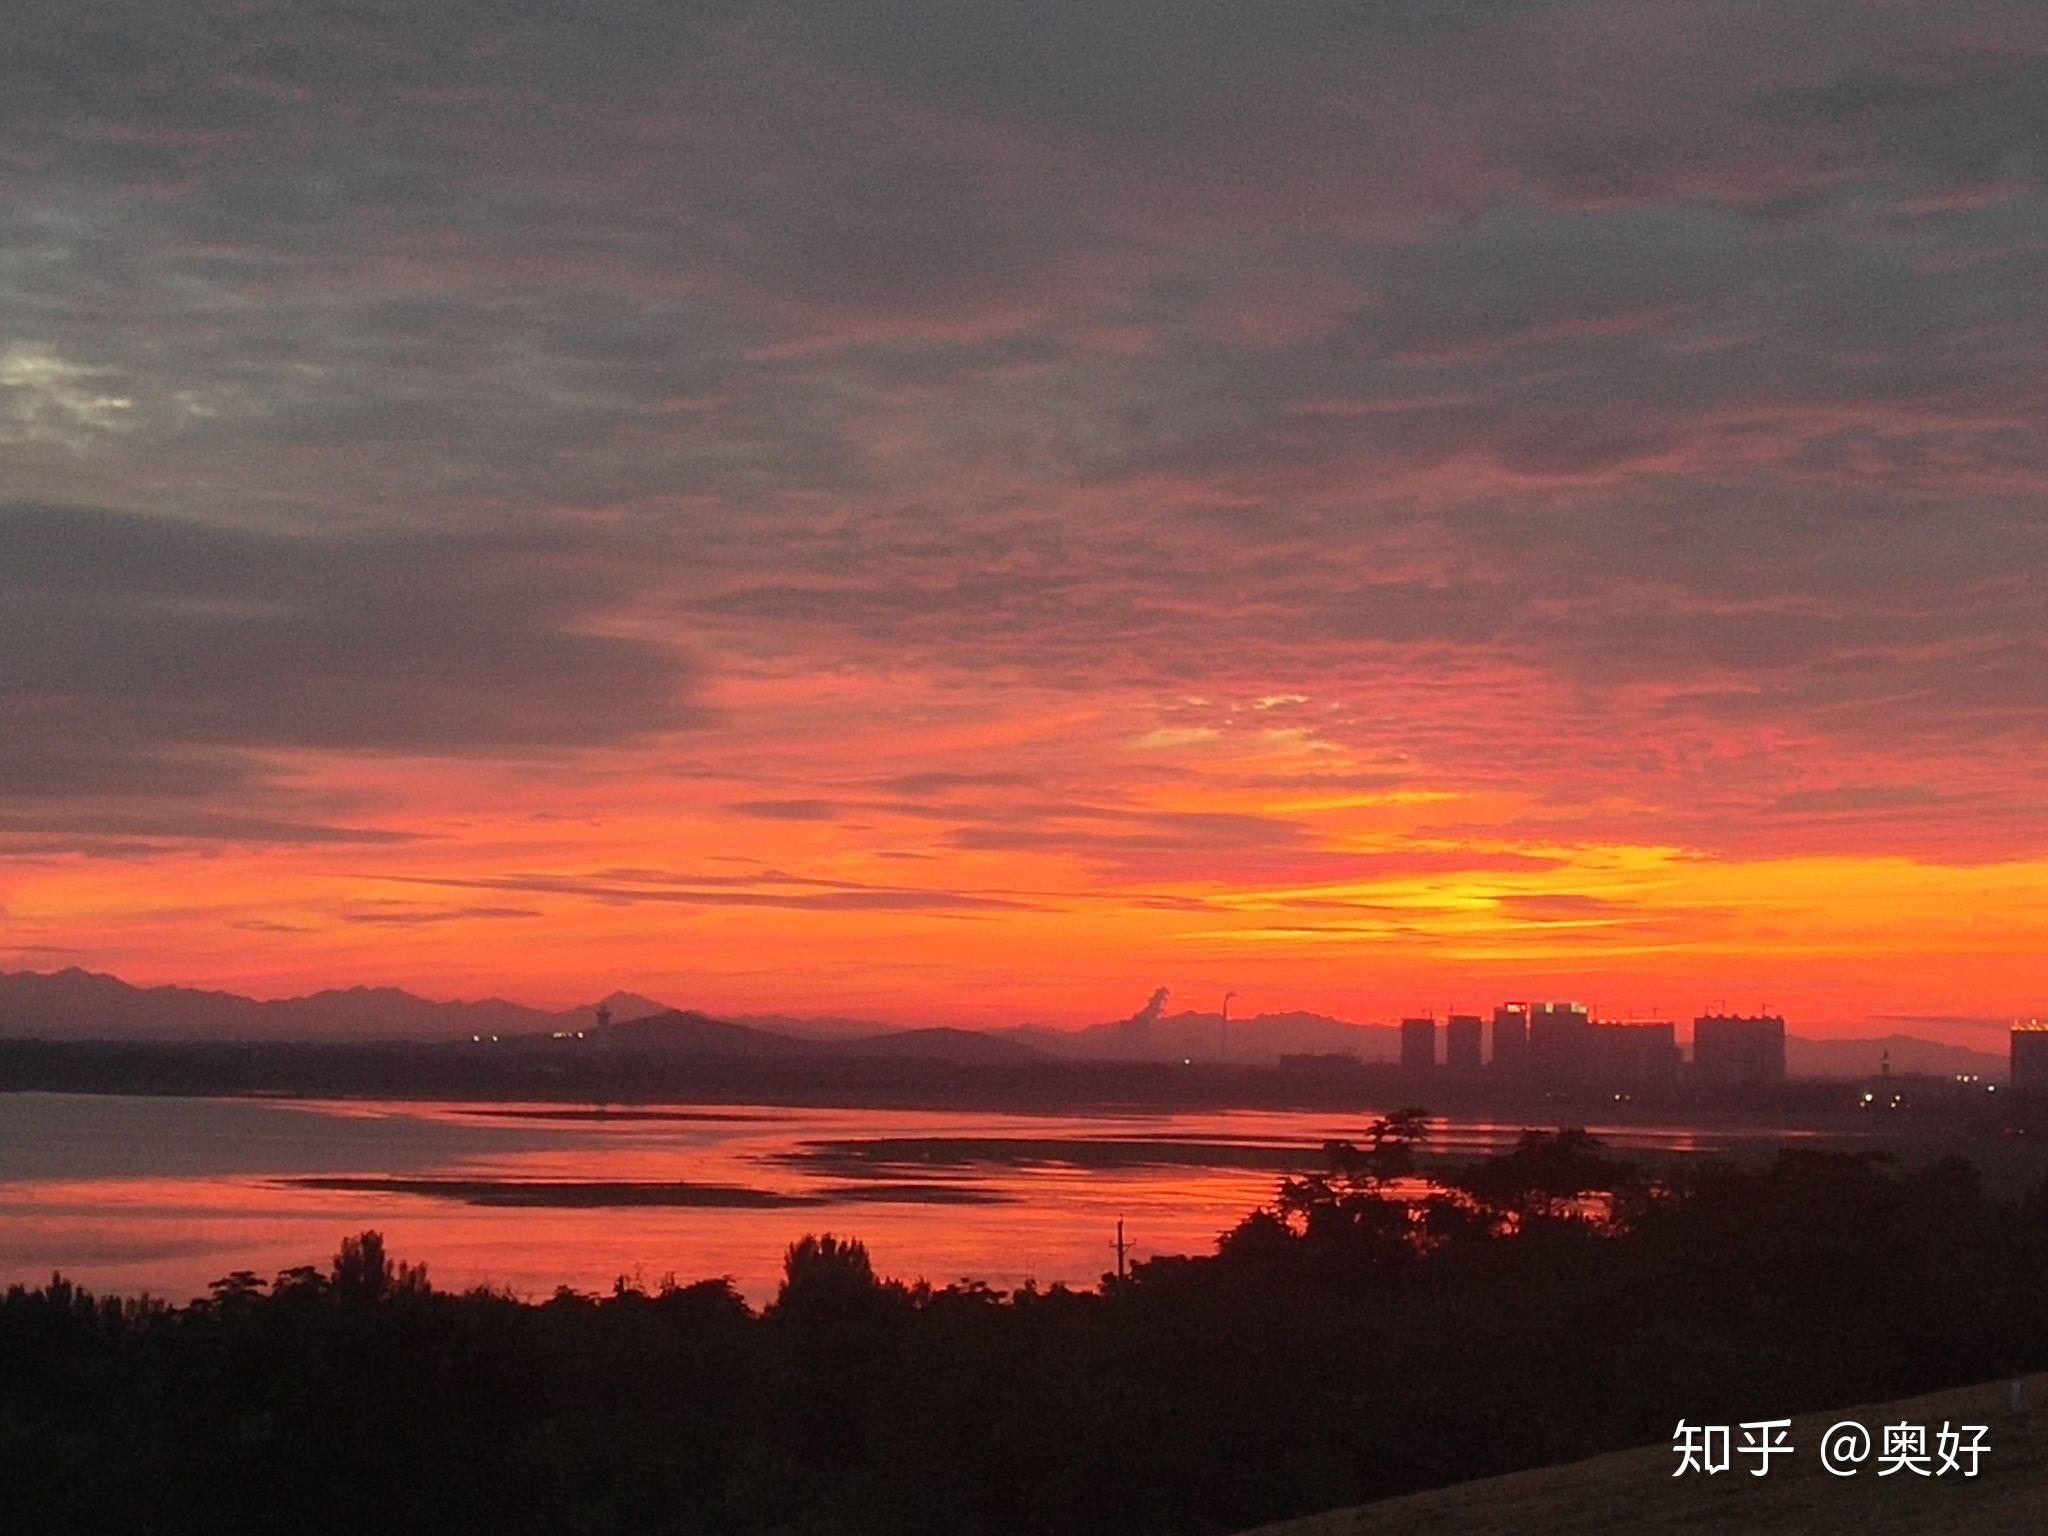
xmin=2013 ymin=1022 xmax=2048 ymax=1095
xmin=1586 ymin=1020 xmax=1680 ymax=1083
xmin=1444 ymin=1013 xmax=1483 ymax=1073
xmin=1400 ymin=1015 xmax=1437 ymax=1071
xmin=1692 ymin=1013 xmax=1787 ymax=1084
xmin=1491 ymin=1002 xmax=1530 ymax=1074
xmin=1527 ymin=1001 xmax=1591 ymax=1079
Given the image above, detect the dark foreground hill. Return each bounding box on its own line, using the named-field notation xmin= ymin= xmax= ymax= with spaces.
xmin=1243 ymin=1372 xmax=2045 ymax=1536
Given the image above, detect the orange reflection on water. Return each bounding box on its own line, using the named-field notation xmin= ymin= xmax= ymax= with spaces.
xmin=0 ymin=1094 xmax=1838 ymax=1304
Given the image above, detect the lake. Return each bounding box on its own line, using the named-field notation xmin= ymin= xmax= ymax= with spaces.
xmin=0 ymin=1092 xmax=1842 ymax=1303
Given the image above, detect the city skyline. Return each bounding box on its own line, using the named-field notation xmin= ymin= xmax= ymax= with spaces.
xmin=5 ymin=4 xmax=2047 ymax=1033
xmin=0 ymin=958 xmax=2015 ymax=1057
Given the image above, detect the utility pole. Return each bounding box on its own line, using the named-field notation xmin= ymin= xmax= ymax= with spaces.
xmin=1221 ymin=991 xmax=1236 ymax=1063
xmin=1113 ymin=1218 xmax=1132 ymax=1280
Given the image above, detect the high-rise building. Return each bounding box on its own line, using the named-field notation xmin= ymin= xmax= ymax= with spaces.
xmin=1400 ymin=1015 xmax=1437 ymax=1071
xmin=1692 ymin=1014 xmax=1786 ymax=1084
xmin=1491 ymin=1002 xmax=1530 ymax=1073
xmin=1445 ymin=1013 xmax=1483 ymax=1073
xmin=1586 ymin=1020 xmax=1680 ymax=1083
xmin=2013 ymin=1022 xmax=2048 ymax=1094
xmin=1528 ymin=1001 xmax=1591 ymax=1079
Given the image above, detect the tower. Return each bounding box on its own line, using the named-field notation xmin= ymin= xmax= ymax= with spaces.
xmin=1692 ymin=1013 xmax=1787 ymax=1084
xmin=1445 ymin=1013 xmax=1483 ymax=1073
xmin=1400 ymin=1015 xmax=1437 ymax=1071
xmin=2013 ymin=1022 xmax=2048 ymax=1094
xmin=1492 ymin=1002 xmax=1530 ymax=1073
xmin=1528 ymin=1001 xmax=1591 ymax=1080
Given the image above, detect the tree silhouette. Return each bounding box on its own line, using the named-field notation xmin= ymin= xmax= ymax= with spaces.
xmin=205 ymin=1270 xmax=266 ymax=1314
xmin=1449 ymin=1127 xmax=1631 ymax=1226
xmin=330 ymin=1230 xmax=429 ymax=1302
xmin=9 ymin=1144 xmax=2048 ymax=1536
xmin=775 ymin=1233 xmax=877 ymax=1310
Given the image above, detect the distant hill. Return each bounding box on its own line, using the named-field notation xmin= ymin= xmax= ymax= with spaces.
xmin=0 ymin=968 xmax=2014 ymax=1078
xmin=0 ymin=967 xmax=557 ymax=1042
xmin=1786 ymin=1033 xmax=2006 ymax=1081
xmin=589 ymin=1008 xmax=823 ymax=1058
xmin=595 ymin=1014 xmax=1043 ymax=1064
xmin=842 ymin=1026 xmax=1043 ymax=1065
xmin=586 ymin=990 xmax=670 ymax=1025
xmin=0 ymin=969 xmax=1032 ymax=1060
xmin=731 ymin=1012 xmax=904 ymax=1042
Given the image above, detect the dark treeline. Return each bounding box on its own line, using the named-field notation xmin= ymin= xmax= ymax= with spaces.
xmin=7 ymin=1125 xmax=2048 ymax=1535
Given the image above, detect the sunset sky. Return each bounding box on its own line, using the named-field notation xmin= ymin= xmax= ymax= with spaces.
xmin=4 ymin=3 xmax=2046 ymax=1039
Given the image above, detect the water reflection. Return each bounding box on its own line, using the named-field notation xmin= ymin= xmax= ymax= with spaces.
xmin=0 ymin=1092 xmax=1845 ymax=1303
